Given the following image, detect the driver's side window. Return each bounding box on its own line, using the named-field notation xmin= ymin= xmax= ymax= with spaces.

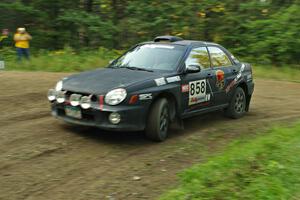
xmin=185 ymin=47 xmax=211 ymax=70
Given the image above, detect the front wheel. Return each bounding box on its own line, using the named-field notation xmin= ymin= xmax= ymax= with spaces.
xmin=145 ymin=98 xmax=170 ymax=142
xmin=225 ymin=87 xmax=246 ymax=119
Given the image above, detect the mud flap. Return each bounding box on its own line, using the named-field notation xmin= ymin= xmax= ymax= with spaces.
xmin=170 ymin=117 xmax=185 ymax=130
xmin=246 ymin=95 xmax=252 ymax=112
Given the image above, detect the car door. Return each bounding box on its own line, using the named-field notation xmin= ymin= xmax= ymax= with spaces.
xmin=207 ymin=46 xmax=237 ymax=105
xmin=181 ymin=46 xmax=216 ymax=113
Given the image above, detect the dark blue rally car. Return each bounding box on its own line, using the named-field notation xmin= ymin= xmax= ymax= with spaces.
xmin=48 ymin=36 xmax=254 ymax=141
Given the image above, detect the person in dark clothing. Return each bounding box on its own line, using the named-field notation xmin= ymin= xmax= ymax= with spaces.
xmin=0 ymin=29 xmax=9 ymax=49
xmin=0 ymin=29 xmax=11 ymax=66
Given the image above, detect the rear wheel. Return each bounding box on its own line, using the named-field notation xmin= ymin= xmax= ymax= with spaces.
xmin=146 ymin=98 xmax=170 ymax=142
xmin=225 ymin=87 xmax=246 ymax=119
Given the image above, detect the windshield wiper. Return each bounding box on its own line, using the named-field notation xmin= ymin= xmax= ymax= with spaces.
xmin=121 ymin=66 xmax=153 ymax=72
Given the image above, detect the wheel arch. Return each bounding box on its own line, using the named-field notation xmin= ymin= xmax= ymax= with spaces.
xmin=237 ymin=81 xmax=248 ymax=95
xmin=149 ymin=92 xmax=178 ymax=122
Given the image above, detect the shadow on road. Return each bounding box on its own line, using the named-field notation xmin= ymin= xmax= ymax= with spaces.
xmin=60 ymin=110 xmax=230 ymax=144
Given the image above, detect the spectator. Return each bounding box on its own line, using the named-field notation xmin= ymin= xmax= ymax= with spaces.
xmin=0 ymin=29 xmax=10 ymax=65
xmin=0 ymin=29 xmax=9 ymax=49
xmin=14 ymin=27 xmax=32 ymax=61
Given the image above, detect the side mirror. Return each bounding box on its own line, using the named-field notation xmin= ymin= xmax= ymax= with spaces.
xmin=185 ymin=64 xmax=201 ymax=73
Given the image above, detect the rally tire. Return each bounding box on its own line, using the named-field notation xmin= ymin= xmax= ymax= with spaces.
xmin=225 ymin=87 xmax=246 ymax=119
xmin=145 ymin=98 xmax=170 ymax=142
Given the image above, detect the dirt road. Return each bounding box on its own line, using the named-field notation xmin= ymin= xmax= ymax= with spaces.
xmin=0 ymin=71 xmax=300 ymax=200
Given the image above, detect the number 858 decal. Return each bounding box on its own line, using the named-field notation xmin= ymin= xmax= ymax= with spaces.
xmin=189 ymin=79 xmax=211 ymax=106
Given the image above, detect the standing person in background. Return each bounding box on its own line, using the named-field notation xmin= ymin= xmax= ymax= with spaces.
xmin=14 ymin=27 xmax=32 ymax=61
xmin=0 ymin=29 xmax=9 ymax=49
xmin=0 ymin=29 xmax=10 ymax=69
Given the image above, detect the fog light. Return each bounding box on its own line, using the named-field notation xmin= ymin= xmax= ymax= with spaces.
xmin=70 ymin=94 xmax=82 ymax=106
xmin=80 ymin=95 xmax=91 ymax=109
xmin=47 ymin=89 xmax=56 ymax=101
xmin=56 ymin=91 xmax=66 ymax=103
xmin=109 ymin=112 xmax=121 ymax=124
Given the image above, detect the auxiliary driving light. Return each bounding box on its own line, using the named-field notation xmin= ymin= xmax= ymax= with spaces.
xmin=70 ymin=94 xmax=82 ymax=106
xmin=80 ymin=96 xmax=92 ymax=109
xmin=56 ymin=91 xmax=66 ymax=103
xmin=109 ymin=112 xmax=121 ymax=124
xmin=47 ymin=89 xmax=56 ymax=101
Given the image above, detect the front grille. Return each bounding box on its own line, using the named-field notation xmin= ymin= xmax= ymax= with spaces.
xmin=82 ymin=112 xmax=95 ymax=121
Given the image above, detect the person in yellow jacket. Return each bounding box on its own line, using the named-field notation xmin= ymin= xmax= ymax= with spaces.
xmin=14 ymin=27 xmax=32 ymax=61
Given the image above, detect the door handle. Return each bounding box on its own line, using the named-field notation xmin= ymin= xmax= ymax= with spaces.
xmin=207 ymin=73 xmax=213 ymax=78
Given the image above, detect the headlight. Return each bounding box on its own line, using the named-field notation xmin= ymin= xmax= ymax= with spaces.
xmin=105 ymin=88 xmax=127 ymax=105
xmin=55 ymin=80 xmax=63 ymax=91
xmin=80 ymin=96 xmax=91 ymax=109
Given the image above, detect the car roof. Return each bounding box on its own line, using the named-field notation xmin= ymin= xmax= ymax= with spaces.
xmin=172 ymin=40 xmax=218 ymax=46
xmin=141 ymin=36 xmax=220 ymax=47
xmin=141 ymin=40 xmax=219 ymax=47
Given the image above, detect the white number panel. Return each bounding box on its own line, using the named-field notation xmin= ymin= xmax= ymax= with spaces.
xmin=189 ymin=79 xmax=211 ymax=105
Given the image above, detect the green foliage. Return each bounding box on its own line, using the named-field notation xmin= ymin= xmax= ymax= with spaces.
xmin=0 ymin=0 xmax=299 ymax=65
xmin=244 ymin=4 xmax=300 ymax=65
xmin=160 ymin=122 xmax=300 ymax=200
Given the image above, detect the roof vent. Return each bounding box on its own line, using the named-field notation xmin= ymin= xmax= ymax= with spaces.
xmin=154 ymin=35 xmax=183 ymax=43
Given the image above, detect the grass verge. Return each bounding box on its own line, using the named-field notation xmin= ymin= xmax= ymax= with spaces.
xmin=0 ymin=47 xmax=120 ymax=72
xmin=160 ymin=122 xmax=300 ymax=200
xmin=253 ymin=65 xmax=300 ymax=82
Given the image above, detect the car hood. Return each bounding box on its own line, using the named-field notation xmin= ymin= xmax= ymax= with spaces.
xmin=62 ymin=68 xmax=170 ymax=94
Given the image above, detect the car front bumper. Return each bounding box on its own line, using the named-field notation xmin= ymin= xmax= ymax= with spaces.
xmin=51 ymin=103 xmax=148 ymax=131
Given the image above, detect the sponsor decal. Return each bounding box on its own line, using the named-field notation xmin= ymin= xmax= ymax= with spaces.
xmin=142 ymin=44 xmax=175 ymax=49
xmin=225 ymin=80 xmax=236 ymax=93
xmin=139 ymin=93 xmax=152 ymax=100
xmin=188 ymin=79 xmax=211 ymax=105
xmin=181 ymin=84 xmax=189 ymax=93
xmin=225 ymin=64 xmax=246 ymax=93
xmin=154 ymin=77 xmax=166 ymax=86
xmin=216 ymin=70 xmax=225 ymax=90
xmin=189 ymin=94 xmax=211 ymax=105
xmin=166 ymin=76 xmax=181 ymax=83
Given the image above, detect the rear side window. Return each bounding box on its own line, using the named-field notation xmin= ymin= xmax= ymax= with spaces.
xmin=208 ymin=46 xmax=232 ymax=67
xmin=185 ymin=47 xmax=211 ymax=69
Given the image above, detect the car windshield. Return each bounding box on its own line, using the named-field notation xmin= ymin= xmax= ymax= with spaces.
xmin=109 ymin=44 xmax=186 ymax=72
